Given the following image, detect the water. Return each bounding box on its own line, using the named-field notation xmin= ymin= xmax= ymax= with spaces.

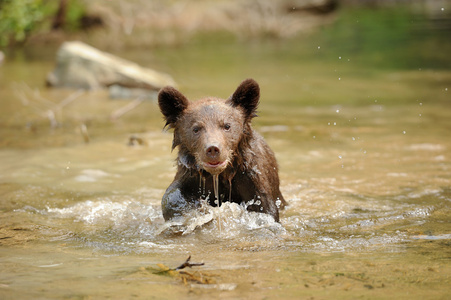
xmin=1 ymin=5 xmax=451 ymax=299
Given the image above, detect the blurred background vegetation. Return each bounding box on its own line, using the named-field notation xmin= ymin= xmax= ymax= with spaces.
xmin=0 ymin=0 xmax=87 ymax=46
xmin=1 ymin=0 xmax=450 ymax=69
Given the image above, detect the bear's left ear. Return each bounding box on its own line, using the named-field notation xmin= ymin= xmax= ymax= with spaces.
xmin=228 ymin=78 xmax=260 ymax=119
xmin=158 ymin=86 xmax=189 ymax=128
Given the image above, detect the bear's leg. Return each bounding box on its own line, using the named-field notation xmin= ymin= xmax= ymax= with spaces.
xmin=161 ymin=180 xmax=200 ymax=221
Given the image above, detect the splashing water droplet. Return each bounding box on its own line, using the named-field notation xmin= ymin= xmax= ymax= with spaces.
xmin=228 ymin=178 xmax=232 ymax=203
xmin=213 ymin=174 xmax=220 ymax=207
xmin=212 ymin=174 xmax=222 ymax=233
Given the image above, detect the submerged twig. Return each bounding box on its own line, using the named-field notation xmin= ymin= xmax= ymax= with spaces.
xmin=80 ymin=123 xmax=90 ymax=144
xmin=110 ymin=96 xmax=145 ymax=121
xmin=55 ymin=89 xmax=85 ymax=110
xmin=149 ymin=255 xmax=212 ymax=285
xmin=13 ymin=82 xmax=85 ymax=128
xmin=175 ymin=255 xmax=205 ymax=270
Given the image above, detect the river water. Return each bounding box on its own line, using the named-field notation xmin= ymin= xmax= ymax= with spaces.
xmin=1 ymin=5 xmax=451 ymax=299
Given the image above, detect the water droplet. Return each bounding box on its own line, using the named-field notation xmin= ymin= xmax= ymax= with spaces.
xmin=213 ymin=174 xmax=220 ymax=206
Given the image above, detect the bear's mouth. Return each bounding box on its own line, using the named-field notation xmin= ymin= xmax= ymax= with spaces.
xmin=203 ymin=160 xmax=227 ymax=173
xmin=204 ymin=160 xmax=227 ymax=168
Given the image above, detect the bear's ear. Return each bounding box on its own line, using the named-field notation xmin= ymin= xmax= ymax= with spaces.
xmin=158 ymin=86 xmax=189 ymax=128
xmin=228 ymin=78 xmax=260 ymax=119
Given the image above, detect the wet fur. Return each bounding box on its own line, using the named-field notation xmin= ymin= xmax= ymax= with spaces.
xmin=158 ymin=79 xmax=286 ymax=222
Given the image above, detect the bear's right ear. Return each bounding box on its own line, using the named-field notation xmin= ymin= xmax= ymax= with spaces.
xmin=228 ymin=78 xmax=260 ymax=120
xmin=158 ymin=86 xmax=189 ymax=128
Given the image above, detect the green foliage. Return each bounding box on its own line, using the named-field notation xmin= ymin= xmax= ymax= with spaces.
xmin=0 ymin=0 xmax=87 ymax=47
xmin=0 ymin=0 xmax=47 ymax=46
xmin=65 ymin=0 xmax=86 ymax=31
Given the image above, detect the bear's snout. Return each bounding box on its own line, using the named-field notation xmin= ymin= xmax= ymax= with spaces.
xmin=206 ymin=145 xmax=220 ymax=160
xmin=202 ymin=144 xmax=228 ymax=175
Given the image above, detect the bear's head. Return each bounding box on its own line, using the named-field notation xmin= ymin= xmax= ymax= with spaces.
xmin=158 ymin=79 xmax=260 ymax=175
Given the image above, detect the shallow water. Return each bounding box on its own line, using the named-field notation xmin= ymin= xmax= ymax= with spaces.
xmin=1 ymin=4 xmax=451 ymax=299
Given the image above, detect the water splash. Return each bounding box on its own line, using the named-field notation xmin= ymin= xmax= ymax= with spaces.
xmin=40 ymin=196 xmax=286 ymax=252
xmin=32 ymin=182 xmax=448 ymax=254
xmin=213 ymin=174 xmax=220 ymax=207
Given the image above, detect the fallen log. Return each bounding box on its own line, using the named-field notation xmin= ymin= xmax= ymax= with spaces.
xmin=46 ymin=41 xmax=176 ymax=98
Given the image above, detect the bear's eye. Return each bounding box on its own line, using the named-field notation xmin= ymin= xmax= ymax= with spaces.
xmin=192 ymin=126 xmax=201 ymax=134
xmin=224 ymin=123 xmax=231 ymax=131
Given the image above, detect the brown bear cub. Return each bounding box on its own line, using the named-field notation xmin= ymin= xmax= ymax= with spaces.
xmin=158 ymin=78 xmax=286 ymax=222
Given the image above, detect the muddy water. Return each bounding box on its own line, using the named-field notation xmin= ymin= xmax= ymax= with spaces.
xmin=1 ymin=6 xmax=451 ymax=300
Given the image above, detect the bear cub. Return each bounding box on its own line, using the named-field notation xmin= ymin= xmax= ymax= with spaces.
xmin=158 ymin=78 xmax=286 ymax=222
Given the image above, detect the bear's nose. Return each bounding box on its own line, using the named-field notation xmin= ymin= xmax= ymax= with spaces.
xmin=206 ymin=145 xmax=220 ymax=159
